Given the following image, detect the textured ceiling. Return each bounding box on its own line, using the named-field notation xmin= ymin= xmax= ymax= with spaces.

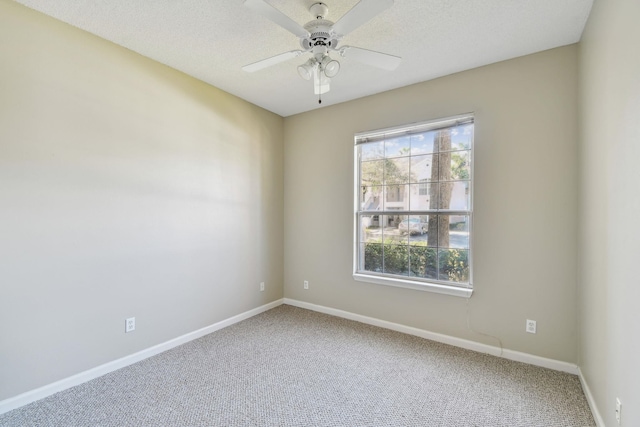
xmin=13 ymin=0 xmax=593 ymax=117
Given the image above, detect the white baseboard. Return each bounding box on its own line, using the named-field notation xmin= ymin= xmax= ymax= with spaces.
xmin=578 ymin=367 xmax=605 ymax=427
xmin=283 ymin=298 xmax=579 ymax=375
xmin=1 ymin=297 xmax=587 ymax=418
xmin=0 ymin=299 xmax=284 ymax=416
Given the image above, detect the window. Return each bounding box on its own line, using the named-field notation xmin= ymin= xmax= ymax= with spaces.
xmin=354 ymin=114 xmax=474 ymax=297
xmin=418 ymin=178 xmax=430 ymax=196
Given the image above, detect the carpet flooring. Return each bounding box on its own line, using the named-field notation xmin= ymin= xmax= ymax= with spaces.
xmin=0 ymin=305 xmax=595 ymax=426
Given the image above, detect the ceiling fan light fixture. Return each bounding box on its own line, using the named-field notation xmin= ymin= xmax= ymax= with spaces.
xmin=313 ymin=67 xmax=331 ymax=95
xmin=297 ymin=59 xmax=316 ymax=80
xmin=321 ymin=57 xmax=340 ymax=78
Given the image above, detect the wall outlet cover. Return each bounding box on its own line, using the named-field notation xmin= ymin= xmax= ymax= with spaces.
xmin=125 ymin=317 xmax=136 ymax=333
xmin=526 ymin=319 xmax=536 ymax=334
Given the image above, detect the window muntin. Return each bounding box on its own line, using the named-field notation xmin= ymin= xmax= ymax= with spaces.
xmin=355 ymin=115 xmax=473 ymax=291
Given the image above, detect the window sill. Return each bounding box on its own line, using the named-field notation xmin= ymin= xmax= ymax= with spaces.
xmin=353 ymin=273 xmax=473 ymax=298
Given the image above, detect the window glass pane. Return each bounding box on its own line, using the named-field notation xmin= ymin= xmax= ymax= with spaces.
xmin=438 ymin=249 xmax=469 ymax=283
xmin=438 ymin=181 xmax=470 ymax=210
xmin=435 ymin=151 xmax=452 ymax=181
xmin=362 ymin=242 xmax=383 ymax=273
xmin=434 ymin=129 xmax=453 ymax=153
xmin=436 ymin=182 xmax=454 ymax=210
xmin=360 ymin=186 xmax=383 ymax=211
xmin=381 ymin=214 xmax=408 ymax=245
xmin=410 ymin=154 xmax=436 ymax=183
xmin=361 ymin=160 xmax=384 ymax=187
xmin=410 ymin=131 xmax=436 ymax=155
xmin=383 ymin=184 xmax=409 ymax=210
xmin=410 ymin=182 xmax=436 ymax=211
xmin=449 ymin=216 xmax=470 ymax=249
xmin=359 ymin=214 xmax=382 ymax=244
xmin=384 ymin=157 xmax=411 ymax=185
xmin=450 ymin=150 xmax=471 ymax=180
xmin=383 ymin=244 xmax=409 ymax=275
xmin=384 ymin=136 xmax=411 ymax=158
xmin=436 ymin=214 xmax=451 ymax=249
xmin=398 ymin=215 xmax=428 ymax=237
xmin=436 ymin=215 xmax=470 ymax=249
xmin=360 ymin=141 xmax=384 ymax=161
xmin=424 ymin=215 xmax=439 ymax=248
xmin=451 ymin=124 xmax=473 ymax=151
xmin=409 ymin=246 xmax=438 ymax=280
xmin=435 ymin=150 xmax=470 ymax=181
xmin=405 ymin=215 xmax=430 ymax=248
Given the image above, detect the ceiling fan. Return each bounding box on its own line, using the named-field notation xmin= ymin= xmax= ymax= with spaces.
xmin=242 ymin=0 xmax=401 ymax=102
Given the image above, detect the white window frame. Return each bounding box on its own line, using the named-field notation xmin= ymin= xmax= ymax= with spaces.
xmin=353 ymin=114 xmax=474 ymax=298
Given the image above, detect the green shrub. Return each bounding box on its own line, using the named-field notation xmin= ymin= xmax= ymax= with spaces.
xmin=364 ymin=243 xmax=383 ymax=272
xmin=363 ymin=243 xmax=468 ymax=284
xmin=382 ymin=244 xmax=409 ymax=275
xmin=439 ymin=249 xmax=469 ymax=283
xmin=409 ymin=246 xmax=438 ymax=279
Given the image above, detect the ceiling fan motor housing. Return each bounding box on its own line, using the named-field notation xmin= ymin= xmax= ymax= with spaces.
xmin=301 ymin=19 xmax=339 ymax=50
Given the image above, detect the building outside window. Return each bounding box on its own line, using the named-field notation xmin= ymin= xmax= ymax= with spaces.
xmin=354 ymin=114 xmax=474 ymax=296
xmin=418 ymin=178 xmax=430 ymax=196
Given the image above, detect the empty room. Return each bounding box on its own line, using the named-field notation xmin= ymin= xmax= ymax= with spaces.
xmin=0 ymin=0 xmax=638 ymax=426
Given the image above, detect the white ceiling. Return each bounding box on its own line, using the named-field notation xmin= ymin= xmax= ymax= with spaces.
xmin=14 ymin=0 xmax=593 ymax=117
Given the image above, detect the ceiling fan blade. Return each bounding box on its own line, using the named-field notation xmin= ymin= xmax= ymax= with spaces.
xmin=242 ymin=50 xmax=304 ymax=72
xmin=332 ymin=0 xmax=394 ymax=37
xmin=244 ymin=0 xmax=310 ymax=38
xmin=340 ymin=46 xmax=401 ymax=70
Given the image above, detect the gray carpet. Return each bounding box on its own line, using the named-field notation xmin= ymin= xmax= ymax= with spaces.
xmin=0 ymin=305 xmax=595 ymax=427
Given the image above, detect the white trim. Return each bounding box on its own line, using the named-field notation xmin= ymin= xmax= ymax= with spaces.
xmin=353 ymin=273 xmax=473 ymax=298
xmin=283 ymin=298 xmax=578 ymax=375
xmin=578 ymin=367 xmax=605 ymax=427
xmin=0 ymin=299 xmax=284 ymax=415
xmin=2 ymin=298 xmax=592 ymax=419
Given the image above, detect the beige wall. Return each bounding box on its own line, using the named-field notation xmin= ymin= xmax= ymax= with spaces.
xmin=284 ymin=46 xmax=579 ymax=363
xmin=579 ymin=0 xmax=640 ymax=425
xmin=0 ymin=0 xmax=284 ymax=401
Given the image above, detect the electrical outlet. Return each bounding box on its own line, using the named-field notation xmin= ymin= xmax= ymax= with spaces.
xmin=303 ymin=280 xmax=309 ymax=290
xmin=260 ymin=281 xmax=265 ymax=292
xmin=526 ymin=319 xmax=536 ymax=334
xmin=125 ymin=317 xmax=135 ymax=333
xmin=615 ymin=397 xmax=621 ymax=424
